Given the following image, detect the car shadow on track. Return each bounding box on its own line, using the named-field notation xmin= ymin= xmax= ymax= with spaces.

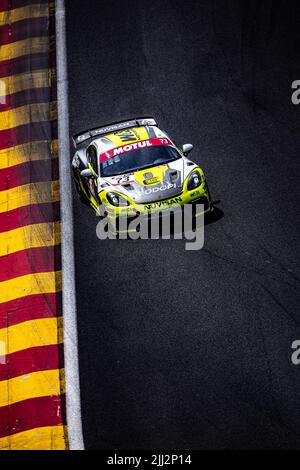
xmin=205 ymin=202 xmax=224 ymax=226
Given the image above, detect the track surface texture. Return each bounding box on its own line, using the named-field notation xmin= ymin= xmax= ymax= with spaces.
xmin=66 ymin=0 xmax=300 ymax=449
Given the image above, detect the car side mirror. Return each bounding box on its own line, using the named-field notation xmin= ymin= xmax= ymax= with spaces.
xmin=182 ymin=144 xmax=193 ymax=156
xmin=80 ymin=168 xmax=93 ymax=178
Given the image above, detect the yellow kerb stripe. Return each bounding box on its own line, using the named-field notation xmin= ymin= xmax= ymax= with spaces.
xmin=0 ymin=368 xmax=65 ymax=408
xmin=0 ymin=180 xmax=60 ymax=213
xmin=0 ymin=316 xmax=63 ymax=356
xmin=0 ymin=3 xmax=54 ymax=26
xmin=0 ymin=221 xmax=61 ymax=257
xmin=0 ymin=140 xmax=58 ymax=170
xmin=0 ymin=69 xmax=56 ymax=96
xmin=0 ymin=102 xmax=57 ymax=130
xmin=0 ymin=270 xmax=62 ymax=304
xmin=0 ymin=36 xmax=54 ymax=62
xmin=0 ymin=425 xmax=67 ymax=450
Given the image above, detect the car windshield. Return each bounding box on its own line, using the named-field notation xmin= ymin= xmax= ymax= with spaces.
xmin=100 ymin=145 xmax=181 ymax=177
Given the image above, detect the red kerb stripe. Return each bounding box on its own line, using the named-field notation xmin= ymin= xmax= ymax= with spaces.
xmin=0 ymin=158 xmax=59 ymax=191
xmin=0 ymin=17 xmax=54 ymax=46
xmin=0 ymin=245 xmax=62 ymax=282
xmin=0 ymin=202 xmax=60 ymax=233
xmin=0 ymin=51 xmax=56 ymax=79
xmin=0 ymin=120 xmax=58 ymax=151
xmin=0 ymin=87 xmax=57 ymax=113
xmin=0 ymin=394 xmax=66 ymax=439
xmin=0 ymin=343 xmax=64 ymax=382
xmin=0 ymin=292 xmax=62 ymax=329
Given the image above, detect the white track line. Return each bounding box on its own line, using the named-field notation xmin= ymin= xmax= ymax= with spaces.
xmin=55 ymin=0 xmax=85 ymax=450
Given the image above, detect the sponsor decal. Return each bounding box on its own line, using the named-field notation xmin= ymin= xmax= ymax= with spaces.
xmin=114 ymin=129 xmax=139 ymax=142
xmin=142 ymin=183 xmax=177 ymax=195
xmin=108 ymin=174 xmax=134 ymax=185
xmin=93 ymin=121 xmax=135 ymax=136
xmin=100 ymin=137 xmax=173 ymax=162
xmin=143 ymin=176 xmax=160 ymax=185
xmin=144 ymin=197 xmax=182 ymax=210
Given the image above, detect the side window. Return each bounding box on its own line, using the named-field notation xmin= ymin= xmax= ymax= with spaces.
xmin=87 ymin=146 xmax=98 ymax=174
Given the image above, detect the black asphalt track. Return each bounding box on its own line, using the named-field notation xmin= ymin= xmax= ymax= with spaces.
xmin=66 ymin=0 xmax=300 ymax=449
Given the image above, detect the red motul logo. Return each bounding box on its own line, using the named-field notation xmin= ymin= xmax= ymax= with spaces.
xmin=100 ymin=138 xmax=172 ymax=162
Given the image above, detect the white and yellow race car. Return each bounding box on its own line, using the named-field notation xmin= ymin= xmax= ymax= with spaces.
xmin=72 ymin=117 xmax=213 ymax=224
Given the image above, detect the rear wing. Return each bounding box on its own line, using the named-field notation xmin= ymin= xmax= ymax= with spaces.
xmin=72 ymin=117 xmax=157 ymax=147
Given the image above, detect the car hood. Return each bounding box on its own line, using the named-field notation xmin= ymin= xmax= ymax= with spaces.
xmin=99 ymin=158 xmax=195 ymax=204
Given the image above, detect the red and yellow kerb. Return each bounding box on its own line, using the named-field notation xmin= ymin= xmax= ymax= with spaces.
xmin=0 ymin=0 xmax=67 ymax=450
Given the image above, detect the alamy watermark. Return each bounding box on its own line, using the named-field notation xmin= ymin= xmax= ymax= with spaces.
xmin=291 ymin=80 xmax=300 ymax=105
xmin=291 ymin=340 xmax=300 ymax=365
xmin=96 ymin=204 xmax=205 ymax=251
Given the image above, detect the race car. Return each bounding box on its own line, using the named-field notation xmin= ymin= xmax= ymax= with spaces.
xmin=72 ymin=117 xmax=213 ymax=226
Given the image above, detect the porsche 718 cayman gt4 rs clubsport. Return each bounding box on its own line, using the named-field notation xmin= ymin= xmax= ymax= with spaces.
xmin=72 ymin=117 xmax=213 ymax=226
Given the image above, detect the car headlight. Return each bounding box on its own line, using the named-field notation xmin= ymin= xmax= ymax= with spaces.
xmin=106 ymin=192 xmax=129 ymax=207
xmin=187 ymin=171 xmax=202 ymax=191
